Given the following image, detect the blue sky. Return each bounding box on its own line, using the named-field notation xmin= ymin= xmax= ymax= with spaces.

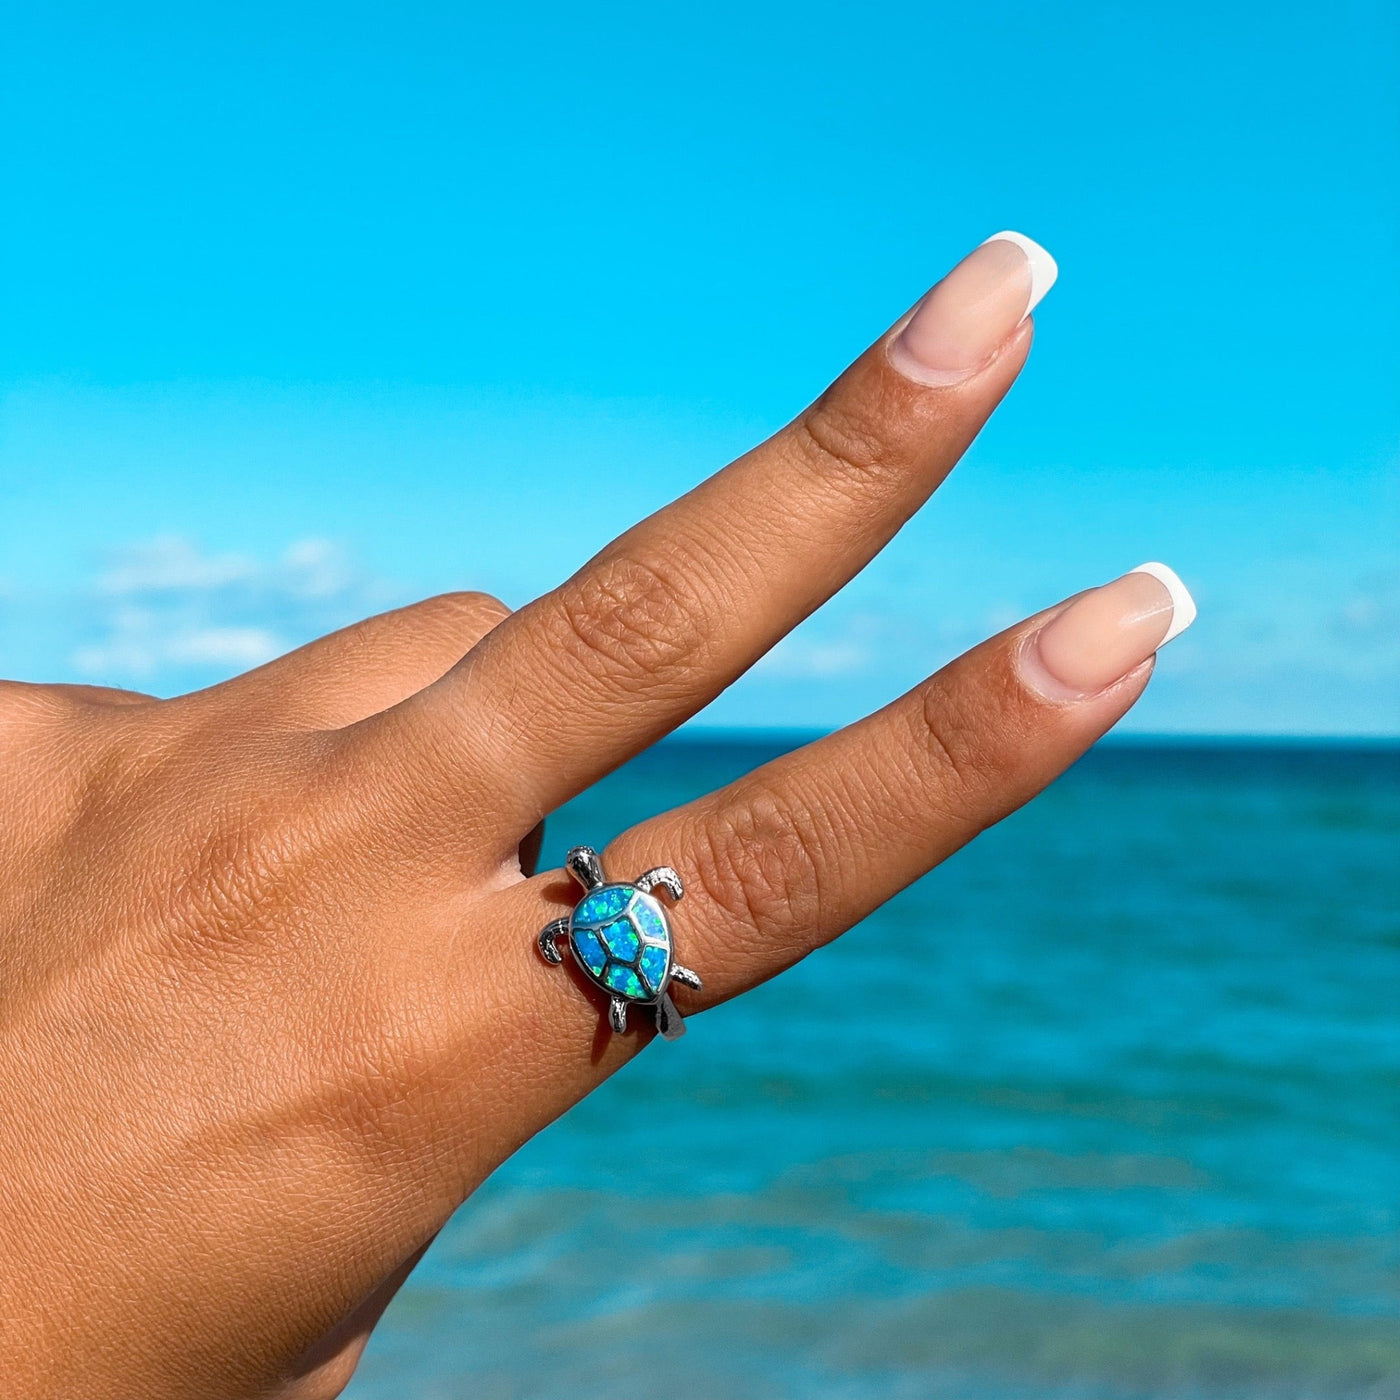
xmin=1 ymin=0 xmax=1396 ymax=734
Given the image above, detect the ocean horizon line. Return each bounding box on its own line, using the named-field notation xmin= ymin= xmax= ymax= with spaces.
xmin=668 ymin=726 xmax=1400 ymax=753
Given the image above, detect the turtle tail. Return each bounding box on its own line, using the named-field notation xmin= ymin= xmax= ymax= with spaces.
xmin=654 ymin=993 xmax=686 ymax=1041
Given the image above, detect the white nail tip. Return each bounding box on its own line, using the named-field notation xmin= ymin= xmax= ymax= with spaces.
xmin=981 ymin=230 xmax=1058 ymax=318
xmin=1129 ymin=561 xmax=1197 ymax=645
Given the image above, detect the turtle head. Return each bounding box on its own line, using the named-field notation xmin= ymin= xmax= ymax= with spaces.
xmin=565 ymin=846 xmax=606 ymax=891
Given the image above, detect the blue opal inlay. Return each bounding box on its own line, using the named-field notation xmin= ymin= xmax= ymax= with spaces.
xmin=601 ymin=919 xmax=640 ymax=961
xmin=572 ymin=927 xmax=607 ymax=976
xmin=569 ymin=880 xmax=674 ymax=1004
xmin=604 ymin=964 xmax=644 ymax=997
xmin=576 ymin=886 xmax=631 ymax=925
xmin=632 ymin=900 xmax=668 ymax=943
xmin=638 ymin=944 xmax=669 ymax=993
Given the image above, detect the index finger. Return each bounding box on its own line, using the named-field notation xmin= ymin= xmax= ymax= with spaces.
xmin=365 ymin=233 xmax=1057 ymax=839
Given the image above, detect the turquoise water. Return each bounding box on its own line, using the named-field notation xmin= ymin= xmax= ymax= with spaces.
xmin=347 ymin=738 xmax=1400 ymax=1399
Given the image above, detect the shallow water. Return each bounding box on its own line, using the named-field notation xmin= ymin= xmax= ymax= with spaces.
xmin=346 ymin=738 xmax=1400 ymax=1399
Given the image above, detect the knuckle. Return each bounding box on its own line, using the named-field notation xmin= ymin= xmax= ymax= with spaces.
xmin=0 ymin=681 xmax=63 ymax=733
xmin=147 ymin=746 xmax=332 ymax=958
xmin=347 ymin=590 xmax=511 ymax=652
xmin=400 ymin=590 xmax=511 ymax=654
xmin=691 ymin=792 xmax=825 ymax=949
xmin=549 ymin=549 xmax=714 ymax=688
xmin=0 ymin=681 xmax=127 ymax=725
xmin=431 ymin=589 xmax=512 ymax=631
xmin=914 ymin=675 xmax=1004 ymax=820
xmin=167 ymin=805 xmax=308 ymax=952
xmin=796 ymin=391 xmax=906 ymax=496
xmin=320 ymin=991 xmax=435 ymax=1156
xmin=0 ymin=687 xmax=157 ymax=832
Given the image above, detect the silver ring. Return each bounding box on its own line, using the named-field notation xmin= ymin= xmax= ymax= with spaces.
xmin=537 ymin=846 xmax=703 ymax=1041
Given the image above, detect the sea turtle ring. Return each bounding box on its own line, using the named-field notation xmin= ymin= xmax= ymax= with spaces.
xmin=537 ymin=846 xmax=703 ymax=1041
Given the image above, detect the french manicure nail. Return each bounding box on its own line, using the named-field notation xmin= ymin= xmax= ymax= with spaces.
xmin=1020 ymin=562 xmax=1197 ymax=700
xmin=888 ymin=231 xmax=1058 ymax=385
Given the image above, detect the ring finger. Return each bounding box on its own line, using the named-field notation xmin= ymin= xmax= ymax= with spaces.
xmin=485 ymin=565 xmax=1194 ymax=1094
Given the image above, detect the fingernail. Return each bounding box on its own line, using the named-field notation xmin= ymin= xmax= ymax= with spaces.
xmin=1020 ymin=562 xmax=1197 ymax=700
xmin=888 ymin=231 xmax=1058 ymax=385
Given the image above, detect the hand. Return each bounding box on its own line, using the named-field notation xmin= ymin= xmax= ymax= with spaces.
xmin=0 ymin=233 xmax=1193 ymax=1399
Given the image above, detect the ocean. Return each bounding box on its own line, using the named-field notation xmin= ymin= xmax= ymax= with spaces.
xmin=345 ymin=737 xmax=1400 ymax=1399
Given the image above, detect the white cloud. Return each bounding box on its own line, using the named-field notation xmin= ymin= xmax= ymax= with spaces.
xmin=752 ymin=607 xmax=886 ymax=681
xmin=69 ymin=536 xmax=398 ymax=691
xmin=96 ymin=537 xmax=258 ymax=594
xmin=1330 ymin=573 xmax=1399 ymax=643
xmin=279 ymin=539 xmax=355 ymax=599
xmin=73 ymin=611 xmax=285 ymax=681
xmin=756 ymin=635 xmax=871 ymax=680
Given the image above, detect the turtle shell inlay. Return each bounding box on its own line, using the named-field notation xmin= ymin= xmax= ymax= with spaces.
xmin=638 ymin=944 xmax=669 ymax=993
xmin=600 ymin=919 xmax=640 ymax=961
xmin=569 ymin=883 xmax=672 ymax=1003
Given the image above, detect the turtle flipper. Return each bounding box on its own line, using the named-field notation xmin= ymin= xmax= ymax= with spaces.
xmin=654 ymin=993 xmax=686 ymax=1040
xmin=669 ymin=963 xmax=702 ymax=991
xmin=537 ymin=917 xmax=570 ymax=965
xmin=609 ymin=997 xmax=629 ymax=1034
xmin=634 ymin=866 xmax=683 ymax=901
